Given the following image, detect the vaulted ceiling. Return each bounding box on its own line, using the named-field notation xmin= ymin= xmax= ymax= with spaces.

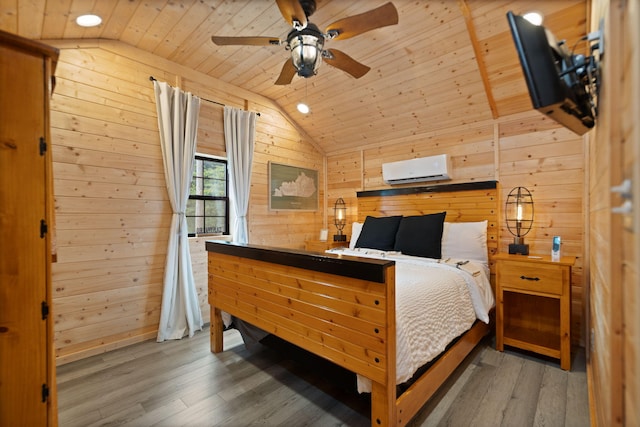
xmin=0 ymin=0 xmax=587 ymax=154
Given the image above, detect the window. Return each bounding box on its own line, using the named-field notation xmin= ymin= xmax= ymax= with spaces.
xmin=186 ymin=156 xmax=229 ymax=237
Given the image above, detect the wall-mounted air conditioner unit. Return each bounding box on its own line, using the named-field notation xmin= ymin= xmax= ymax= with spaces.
xmin=382 ymin=154 xmax=452 ymax=185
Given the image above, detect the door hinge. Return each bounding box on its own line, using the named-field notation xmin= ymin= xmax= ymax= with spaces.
xmin=40 ymin=219 xmax=48 ymax=238
xmin=41 ymin=384 xmax=49 ymax=402
xmin=39 ymin=137 xmax=47 ymax=156
xmin=41 ymin=301 xmax=49 ymax=320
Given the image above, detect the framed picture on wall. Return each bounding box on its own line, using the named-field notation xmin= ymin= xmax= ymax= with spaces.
xmin=268 ymin=161 xmax=319 ymax=211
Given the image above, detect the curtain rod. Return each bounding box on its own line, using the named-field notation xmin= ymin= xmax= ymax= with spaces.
xmin=149 ymin=76 xmax=260 ymax=116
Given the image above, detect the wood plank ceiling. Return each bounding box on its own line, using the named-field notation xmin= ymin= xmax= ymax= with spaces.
xmin=0 ymin=0 xmax=587 ymax=155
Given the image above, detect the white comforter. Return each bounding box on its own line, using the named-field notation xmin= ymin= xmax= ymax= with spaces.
xmin=326 ymin=248 xmax=494 ymax=393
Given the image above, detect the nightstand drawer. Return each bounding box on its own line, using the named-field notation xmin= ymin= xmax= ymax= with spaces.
xmin=499 ymin=261 xmax=563 ymax=295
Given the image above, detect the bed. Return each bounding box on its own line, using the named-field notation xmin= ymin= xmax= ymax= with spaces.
xmin=206 ymin=181 xmax=499 ymax=426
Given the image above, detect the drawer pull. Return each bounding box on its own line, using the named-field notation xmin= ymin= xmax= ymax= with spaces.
xmin=520 ymin=275 xmax=540 ymax=281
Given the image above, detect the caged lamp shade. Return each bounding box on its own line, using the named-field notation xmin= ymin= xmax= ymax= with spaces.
xmin=288 ymin=23 xmax=324 ymax=78
xmin=505 ymin=187 xmax=534 ymax=255
xmin=333 ymin=198 xmax=347 ymax=241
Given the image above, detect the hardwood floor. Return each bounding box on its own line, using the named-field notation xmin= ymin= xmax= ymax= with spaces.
xmin=56 ymin=329 xmax=589 ymax=426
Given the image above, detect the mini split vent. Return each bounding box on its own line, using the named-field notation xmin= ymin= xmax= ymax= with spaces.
xmin=382 ymin=154 xmax=452 ymax=185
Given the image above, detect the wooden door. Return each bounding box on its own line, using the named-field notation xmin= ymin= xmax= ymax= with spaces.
xmin=589 ymin=1 xmax=640 ymax=425
xmin=619 ymin=0 xmax=640 ymax=423
xmin=608 ymin=0 xmax=640 ymax=423
xmin=0 ymin=42 xmax=50 ymax=425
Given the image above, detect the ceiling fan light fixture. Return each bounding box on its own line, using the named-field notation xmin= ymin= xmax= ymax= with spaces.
xmin=210 ymin=1 xmax=398 ymax=85
xmin=287 ymin=23 xmax=325 ymax=78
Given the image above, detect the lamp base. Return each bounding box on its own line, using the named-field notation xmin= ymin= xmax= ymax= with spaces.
xmin=333 ymin=234 xmax=347 ymax=242
xmin=508 ymin=243 xmax=529 ymax=255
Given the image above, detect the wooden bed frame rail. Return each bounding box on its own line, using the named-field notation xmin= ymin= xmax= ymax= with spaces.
xmin=207 ymin=243 xmax=398 ymax=423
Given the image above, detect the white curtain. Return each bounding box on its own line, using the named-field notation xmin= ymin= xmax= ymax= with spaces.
xmin=224 ymin=106 xmax=257 ymax=244
xmin=153 ymin=81 xmax=203 ymax=341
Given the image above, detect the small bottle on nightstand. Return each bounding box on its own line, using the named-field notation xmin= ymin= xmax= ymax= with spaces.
xmin=551 ymin=236 xmax=561 ymax=261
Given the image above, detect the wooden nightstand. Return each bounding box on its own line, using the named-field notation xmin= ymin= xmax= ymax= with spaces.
xmin=494 ymin=253 xmax=576 ymax=370
xmin=304 ymin=240 xmax=350 ymax=252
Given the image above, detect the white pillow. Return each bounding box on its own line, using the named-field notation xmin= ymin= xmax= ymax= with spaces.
xmin=349 ymin=222 xmax=363 ymax=249
xmin=441 ymin=220 xmax=488 ymax=264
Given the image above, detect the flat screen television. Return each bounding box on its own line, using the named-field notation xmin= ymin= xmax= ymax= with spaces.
xmin=506 ymin=11 xmax=595 ymax=135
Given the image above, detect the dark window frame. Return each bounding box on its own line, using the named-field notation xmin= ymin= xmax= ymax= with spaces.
xmin=187 ymin=155 xmax=229 ymax=237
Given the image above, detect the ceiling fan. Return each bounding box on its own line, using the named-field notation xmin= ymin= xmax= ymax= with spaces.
xmin=211 ymin=0 xmax=399 ymax=85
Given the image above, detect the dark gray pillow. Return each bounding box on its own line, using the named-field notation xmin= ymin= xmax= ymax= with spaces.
xmin=355 ymin=215 xmax=403 ymax=251
xmin=394 ymin=212 xmax=446 ymax=258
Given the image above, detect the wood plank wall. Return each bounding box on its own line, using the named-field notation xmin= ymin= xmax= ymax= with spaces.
xmin=49 ymin=40 xmax=323 ymax=364
xmin=326 ymin=112 xmax=586 ymax=344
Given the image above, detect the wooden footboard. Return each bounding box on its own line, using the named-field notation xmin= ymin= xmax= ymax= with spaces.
xmin=206 ymin=241 xmax=491 ymax=426
xmin=207 ymin=241 xmax=399 ymax=425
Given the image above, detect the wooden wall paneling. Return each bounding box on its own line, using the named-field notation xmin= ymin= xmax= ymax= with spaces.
xmin=47 ymin=45 xmax=181 ymax=363
xmin=56 ymin=50 xmax=157 ymax=100
xmin=51 ymin=128 xmax=162 ymax=160
xmin=49 ymin=43 xmax=178 ymax=362
xmin=51 ymin=256 xmax=165 ymax=288
xmin=49 ymin=111 xmax=160 ymax=148
xmin=326 ymin=151 xmax=363 ymax=239
xmin=360 ymin=124 xmax=495 ymax=190
xmin=48 ymin=39 xmax=324 ymax=362
xmin=497 ymin=113 xmax=568 ymax=136
xmin=54 ymin=290 xmax=162 ymax=332
xmin=196 ymin=102 xmax=225 ymax=157
xmin=53 ymin=76 xmax=156 ymax=116
xmin=327 ymin=110 xmax=585 ymax=344
xmin=52 ymin=264 xmax=165 ymax=298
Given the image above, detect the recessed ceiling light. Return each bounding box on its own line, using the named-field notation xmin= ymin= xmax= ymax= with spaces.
xmin=297 ymin=102 xmax=310 ymax=114
xmin=76 ymin=14 xmax=102 ymax=27
xmin=523 ymin=11 xmax=543 ymax=26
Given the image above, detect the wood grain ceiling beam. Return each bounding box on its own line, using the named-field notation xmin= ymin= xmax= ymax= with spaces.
xmin=458 ymin=0 xmax=499 ymax=119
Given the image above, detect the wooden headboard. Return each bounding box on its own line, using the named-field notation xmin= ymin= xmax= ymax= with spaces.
xmin=356 ymin=180 xmax=500 ymax=267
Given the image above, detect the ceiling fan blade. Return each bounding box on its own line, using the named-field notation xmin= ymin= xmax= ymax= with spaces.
xmin=325 ymin=2 xmax=399 ymax=41
xmin=276 ymin=0 xmax=308 ymax=29
xmin=323 ymin=49 xmax=370 ymax=79
xmin=211 ymin=36 xmax=281 ymax=46
xmin=275 ymin=58 xmax=297 ymax=85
